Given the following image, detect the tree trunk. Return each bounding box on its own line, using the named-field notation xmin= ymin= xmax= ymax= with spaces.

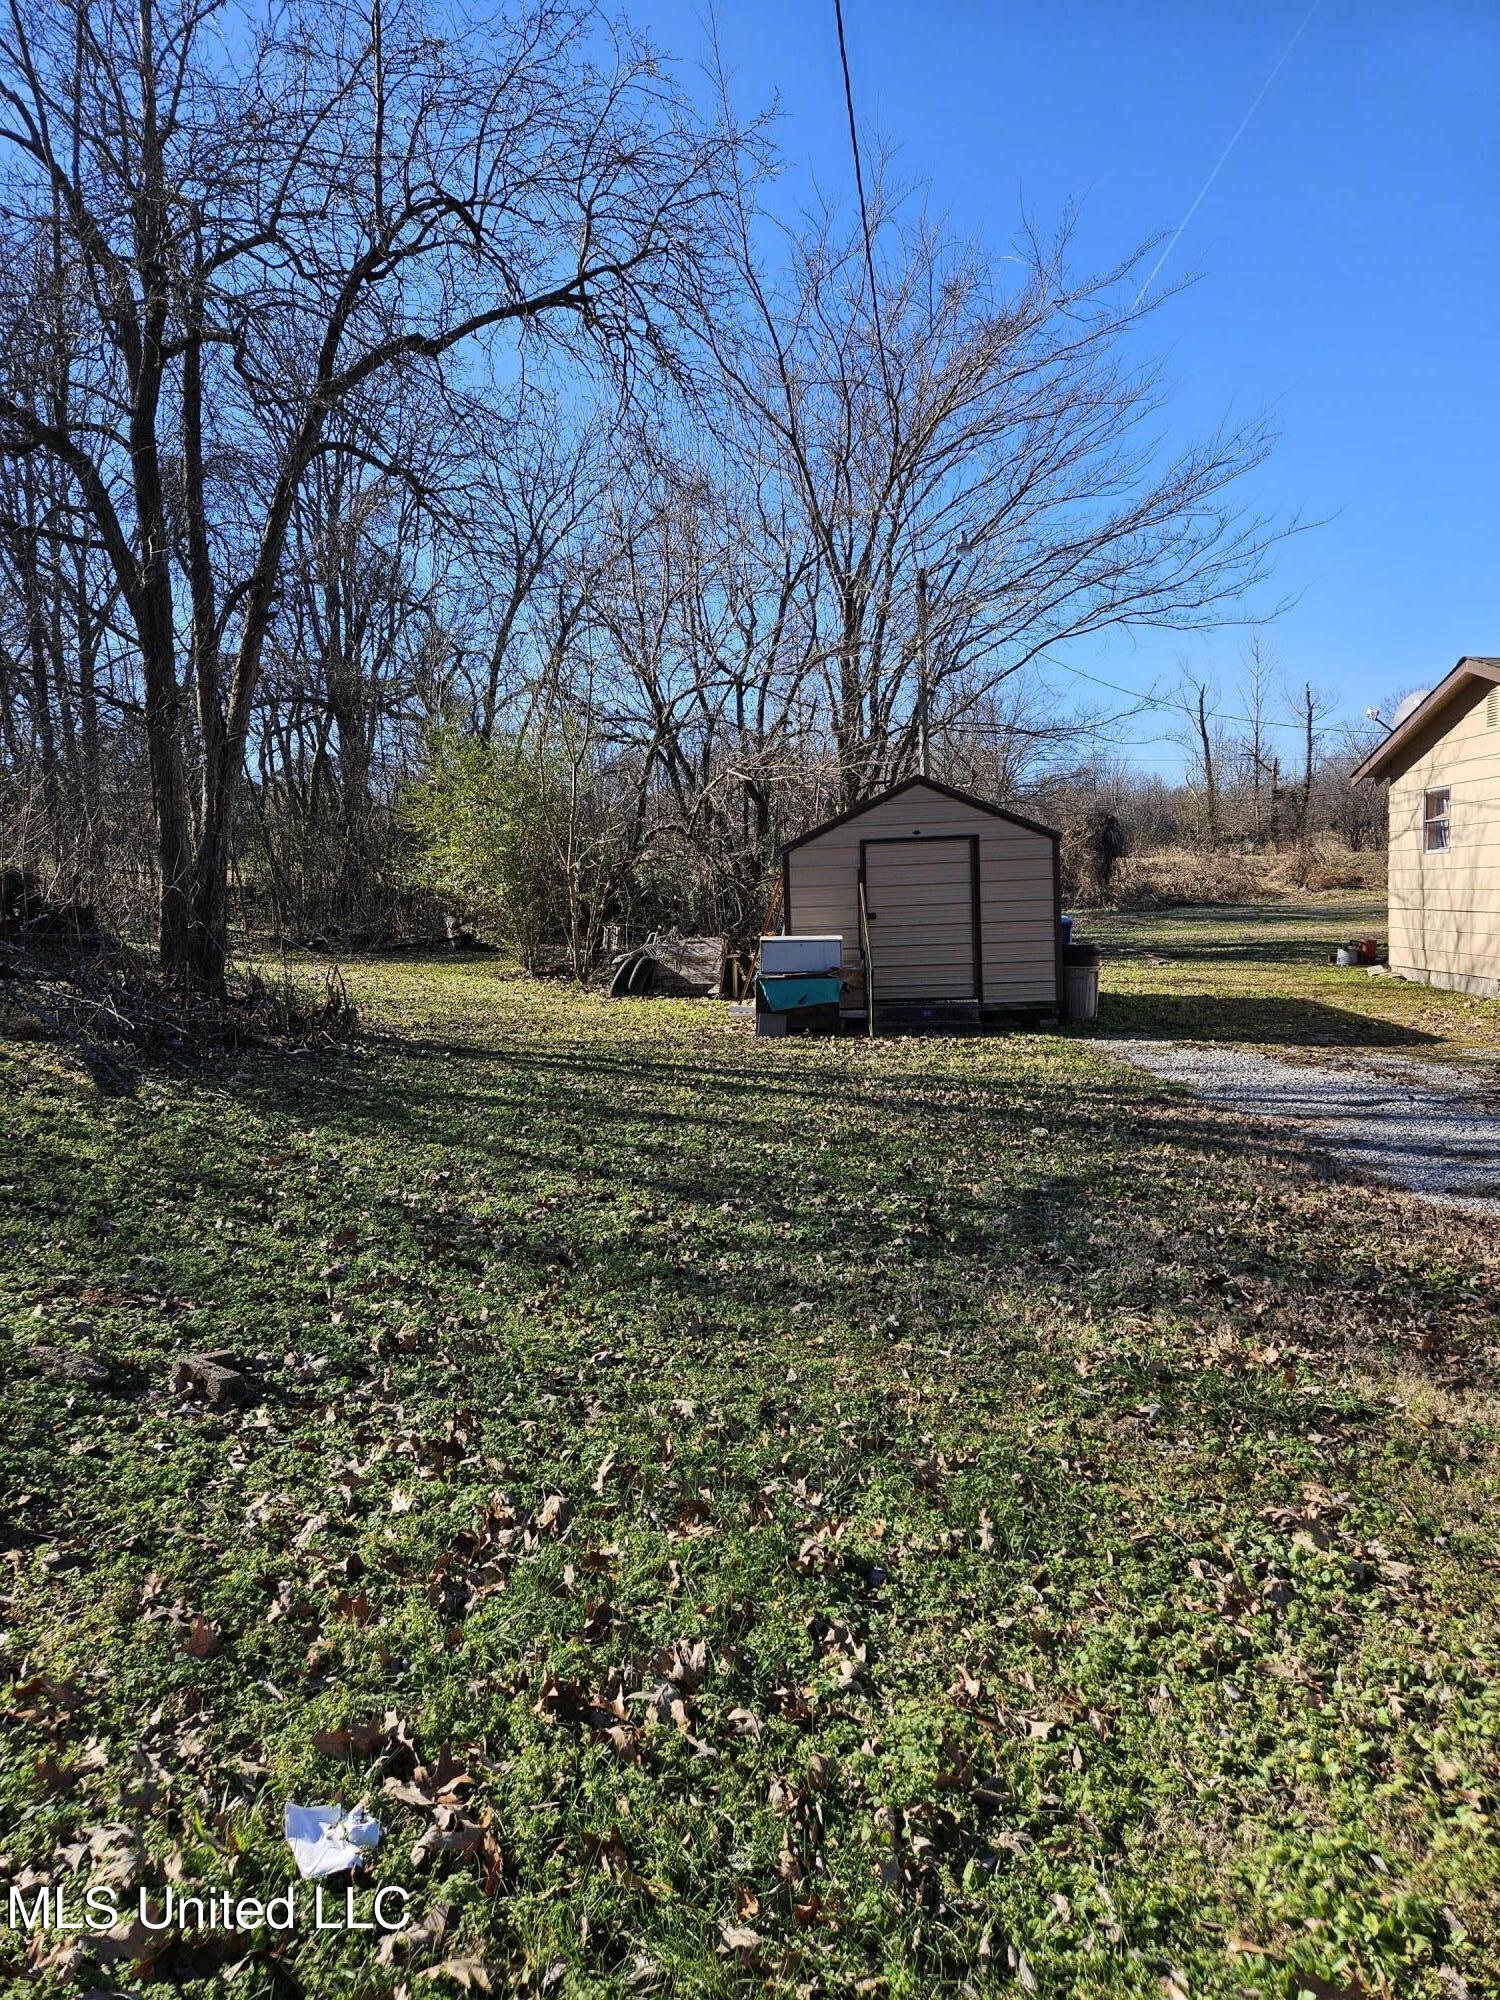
xmin=1195 ymin=686 xmax=1218 ymax=850
xmin=138 ymin=607 xmax=199 ymax=982
xmin=1299 ymin=683 xmax=1315 ymax=841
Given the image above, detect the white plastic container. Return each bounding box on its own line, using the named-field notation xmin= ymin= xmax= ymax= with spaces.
xmin=759 ymin=934 xmax=843 ymax=976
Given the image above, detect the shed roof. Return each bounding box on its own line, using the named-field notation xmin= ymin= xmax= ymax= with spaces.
xmin=781 ymin=775 xmax=1060 ymax=852
xmin=1351 ymin=656 xmax=1500 ymax=785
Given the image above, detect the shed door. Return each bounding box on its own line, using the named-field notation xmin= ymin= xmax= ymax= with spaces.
xmin=861 ymin=836 xmax=979 ymax=1001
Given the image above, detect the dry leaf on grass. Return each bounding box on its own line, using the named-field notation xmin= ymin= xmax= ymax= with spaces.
xmin=182 ymin=1616 xmax=222 ymax=1659
xmin=717 ymin=1922 xmax=761 ymax=1959
xmin=384 ymin=1745 xmax=474 ymax=1813
xmin=418 ymin=1959 xmax=495 ymax=1991
xmin=410 ymin=1807 xmax=487 ymax=1867
xmin=376 ymin=1902 xmax=452 ymax=1967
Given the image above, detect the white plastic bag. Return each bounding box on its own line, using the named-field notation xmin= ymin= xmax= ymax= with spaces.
xmin=283 ymin=1801 xmax=381 ymax=1878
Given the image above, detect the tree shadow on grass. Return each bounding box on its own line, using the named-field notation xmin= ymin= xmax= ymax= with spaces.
xmin=14 ymin=966 xmax=1480 ymax=1369
xmin=1089 ymin=992 xmax=1438 ymax=1048
xmin=191 ymin=1027 xmax=1487 ymax=1357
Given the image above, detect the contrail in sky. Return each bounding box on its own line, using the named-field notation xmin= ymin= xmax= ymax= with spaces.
xmin=1135 ymin=0 xmax=1322 ymax=307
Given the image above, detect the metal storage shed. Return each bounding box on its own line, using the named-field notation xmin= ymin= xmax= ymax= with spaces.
xmin=780 ymin=776 xmax=1062 ymax=1026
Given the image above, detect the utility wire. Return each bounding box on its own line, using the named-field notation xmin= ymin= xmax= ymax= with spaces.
xmin=832 ymin=0 xmax=899 ymax=428
xmin=1044 ymin=655 xmax=1328 ymax=735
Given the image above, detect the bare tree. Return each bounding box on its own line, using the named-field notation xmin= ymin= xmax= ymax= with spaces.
xmin=1321 ymin=717 xmax=1387 ymax=852
xmin=1237 ymin=635 xmax=1280 ymax=849
xmin=245 ymin=390 xmax=466 ymax=935
xmin=707 ymin=164 xmax=1288 ymax=806
xmin=1175 ymin=668 xmax=1223 ymax=849
xmin=0 ymin=0 xmax=739 ymax=989
xmin=450 ymin=410 xmax=607 ymax=745
xmin=550 ymin=425 xmax=824 ymax=935
xmin=0 ymin=220 xmax=131 ymax=884
xmin=1289 ymin=678 xmax=1331 ymax=867
xmin=942 ymin=680 xmax=1088 ymax=805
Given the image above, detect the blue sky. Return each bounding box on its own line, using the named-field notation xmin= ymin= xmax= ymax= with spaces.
xmin=639 ymin=0 xmax=1499 ymax=773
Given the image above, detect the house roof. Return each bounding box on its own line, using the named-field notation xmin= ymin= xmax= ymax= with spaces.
xmin=780 ymin=774 xmax=1060 ymax=852
xmin=1352 ymin=656 xmax=1500 ymax=785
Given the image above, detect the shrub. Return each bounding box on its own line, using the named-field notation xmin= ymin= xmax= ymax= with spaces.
xmin=1063 ymin=804 xmax=1129 ymax=905
xmin=398 ymin=726 xmax=567 ymax=970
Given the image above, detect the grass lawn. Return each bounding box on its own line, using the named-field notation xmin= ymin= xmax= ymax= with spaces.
xmin=3 ymin=907 xmax=1499 ymax=1998
xmin=1088 ymin=893 xmax=1500 ymax=1068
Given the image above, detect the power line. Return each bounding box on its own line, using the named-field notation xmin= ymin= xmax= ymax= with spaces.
xmin=1043 ymin=655 xmax=1333 ymax=735
xmin=832 ymin=0 xmax=899 ymax=426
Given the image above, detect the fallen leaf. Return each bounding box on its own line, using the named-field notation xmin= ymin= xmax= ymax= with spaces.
xmin=182 ymin=1616 xmax=222 ymax=1660
xmin=418 ymin=1960 xmax=494 ymax=1992
xmin=377 ymin=1902 xmax=452 ymax=1967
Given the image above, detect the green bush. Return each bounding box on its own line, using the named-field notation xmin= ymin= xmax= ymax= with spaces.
xmin=398 ymin=725 xmax=566 ymax=969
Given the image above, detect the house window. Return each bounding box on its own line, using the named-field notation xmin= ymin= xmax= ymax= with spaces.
xmin=1424 ymin=788 xmax=1451 ymax=852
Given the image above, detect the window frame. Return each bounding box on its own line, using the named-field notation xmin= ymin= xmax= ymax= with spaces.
xmin=1423 ymin=786 xmax=1452 ymax=853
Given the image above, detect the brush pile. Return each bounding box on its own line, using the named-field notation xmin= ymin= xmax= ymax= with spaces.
xmin=1 ymin=867 xmax=358 ymax=1080
xmin=1 ymin=865 xmax=100 ymax=946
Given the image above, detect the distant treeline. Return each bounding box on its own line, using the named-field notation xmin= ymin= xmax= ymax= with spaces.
xmin=2 ymin=0 xmax=1350 ymax=983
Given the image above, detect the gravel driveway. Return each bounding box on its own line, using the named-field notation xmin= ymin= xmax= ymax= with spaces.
xmin=1101 ymin=1039 xmax=1500 ymax=1215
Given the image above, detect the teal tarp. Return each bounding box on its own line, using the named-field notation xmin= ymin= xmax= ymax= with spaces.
xmin=757 ymin=974 xmax=842 ymax=1014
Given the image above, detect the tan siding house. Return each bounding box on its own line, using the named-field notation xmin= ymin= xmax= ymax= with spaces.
xmin=1354 ymin=656 xmax=1500 ymax=998
xmin=781 ymin=777 xmax=1061 ymax=1018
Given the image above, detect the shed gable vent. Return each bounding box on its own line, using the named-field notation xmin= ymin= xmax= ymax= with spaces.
xmin=1488 ymin=689 xmax=1500 ymax=731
